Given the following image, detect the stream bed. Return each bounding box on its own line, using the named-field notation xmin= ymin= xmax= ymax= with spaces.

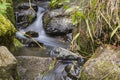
xmin=13 ymin=2 xmax=84 ymax=80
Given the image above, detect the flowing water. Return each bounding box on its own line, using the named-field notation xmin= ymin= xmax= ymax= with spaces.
xmin=16 ymin=7 xmax=68 ymax=48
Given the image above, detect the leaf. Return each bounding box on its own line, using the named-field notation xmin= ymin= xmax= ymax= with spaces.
xmin=0 ymin=0 xmax=10 ymax=14
xmin=64 ymin=5 xmax=70 ymax=9
xmin=71 ymin=33 xmax=80 ymax=44
xmin=65 ymin=7 xmax=74 ymax=13
xmin=64 ymin=0 xmax=70 ymax=3
xmin=71 ymin=13 xmax=78 ymax=25
xmin=110 ymin=25 xmax=120 ymax=38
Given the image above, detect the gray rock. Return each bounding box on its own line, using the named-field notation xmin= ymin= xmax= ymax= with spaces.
xmin=50 ymin=47 xmax=84 ymax=65
xmin=15 ymin=3 xmax=37 ymax=29
xmin=50 ymin=47 xmax=81 ymax=58
xmin=16 ymin=3 xmax=38 ymax=12
xmin=16 ymin=56 xmax=53 ymax=80
xmin=43 ymin=7 xmax=75 ymax=36
xmin=80 ymin=46 xmax=120 ymax=80
xmin=0 ymin=46 xmax=17 ymax=80
xmin=44 ymin=17 xmax=73 ymax=35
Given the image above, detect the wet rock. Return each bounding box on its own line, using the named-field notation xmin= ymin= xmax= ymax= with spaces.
xmin=43 ymin=7 xmax=75 ymax=36
xmin=16 ymin=3 xmax=38 ymax=12
xmin=25 ymin=31 xmax=39 ymax=38
xmin=0 ymin=46 xmax=17 ymax=80
xmin=16 ymin=56 xmax=53 ymax=80
xmin=80 ymin=46 xmax=120 ymax=80
xmin=15 ymin=3 xmax=37 ymax=29
xmin=50 ymin=47 xmax=81 ymax=58
xmin=36 ymin=47 xmax=84 ymax=80
xmin=37 ymin=1 xmax=50 ymax=10
xmin=44 ymin=17 xmax=73 ymax=35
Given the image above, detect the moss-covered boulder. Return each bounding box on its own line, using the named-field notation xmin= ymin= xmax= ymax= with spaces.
xmin=79 ymin=46 xmax=120 ymax=80
xmin=0 ymin=14 xmax=16 ymax=47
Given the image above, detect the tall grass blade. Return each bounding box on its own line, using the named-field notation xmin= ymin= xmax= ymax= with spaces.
xmin=85 ymin=19 xmax=94 ymax=42
xmin=71 ymin=33 xmax=80 ymax=44
xmin=110 ymin=25 xmax=120 ymax=38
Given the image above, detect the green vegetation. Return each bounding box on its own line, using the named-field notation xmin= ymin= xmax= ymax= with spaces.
xmin=50 ymin=0 xmax=120 ymax=56
xmin=0 ymin=0 xmax=22 ymax=49
xmin=0 ymin=14 xmax=15 ymax=47
xmin=49 ymin=0 xmax=70 ymax=9
xmin=0 ymin=0 xmax=15 ymax=24
xmin=0 ymin=0 xmax=10 ymax=14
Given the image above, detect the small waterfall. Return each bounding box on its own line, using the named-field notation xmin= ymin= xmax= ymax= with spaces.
xmin=25 ymin=7 xmax=45 ymax=35
xmin=16 ymin=7 xmax=68 ymax=48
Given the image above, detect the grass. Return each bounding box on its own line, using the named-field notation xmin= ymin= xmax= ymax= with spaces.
xmin=67 ymin=0 xmax=120 ymax=56
xmin=49 ymin=0 xmax=120 ymax=56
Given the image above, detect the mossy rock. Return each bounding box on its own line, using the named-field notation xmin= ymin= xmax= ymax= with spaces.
xmin=0 ymin=14 xmax=15 ymax=36
xmin=79 ymin=46 xmax=120 ymax=80
xmin=0 ymin=14 xmax=16 ymax=47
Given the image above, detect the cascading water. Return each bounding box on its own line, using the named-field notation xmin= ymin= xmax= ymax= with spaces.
xmin=16 ymin=7 xmax=68 ymax=48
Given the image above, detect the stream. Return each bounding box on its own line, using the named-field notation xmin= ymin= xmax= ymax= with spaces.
xmin=16 ymin=7 xmax=68 ymax=48
xmin=13 ymin=4 xmax=84 ymax=80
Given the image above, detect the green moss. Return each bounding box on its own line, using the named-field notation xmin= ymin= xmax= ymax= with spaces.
xmin=28 ymin=14 xmax=36 ymax=23
xmin=0 ymin=14 xmax=15 ymax=36
xmin=0 ymin=14 xmax=15 ymax=47
xmin=13 ymin=38 xmax=23 ymax=48
xmin=79 ymin=68 xmax=89 ymax=80
xmin=0 ymin=14 xmax=22 ymax=48
xmin=43 ymin=13 xmax=51 ymax=28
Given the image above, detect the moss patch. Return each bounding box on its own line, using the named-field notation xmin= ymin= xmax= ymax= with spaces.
xmin=0 ymin=14 xmax=23 ymax=49
xmin=0 ymin=14 xmax=16 ymax=48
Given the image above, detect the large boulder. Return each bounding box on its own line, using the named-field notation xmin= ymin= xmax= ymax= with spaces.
xmin=16 ymin=56 xmax=53 ymax=80
xmin=0 ymin=46 xmax=17 ymax=80
xmin=43 ymin=7 xmax=75 ymax=36
xmin=15 ymin=3 xmax=38 ymax=29
xmin=80 ymin=46 xmax=120 ymax=80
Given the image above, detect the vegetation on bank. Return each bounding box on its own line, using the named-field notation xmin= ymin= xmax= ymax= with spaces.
xmin=0 ymin=0 xmax=22 ymax=49
xmin=50 ymin=0 xmax=120 ymax=57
